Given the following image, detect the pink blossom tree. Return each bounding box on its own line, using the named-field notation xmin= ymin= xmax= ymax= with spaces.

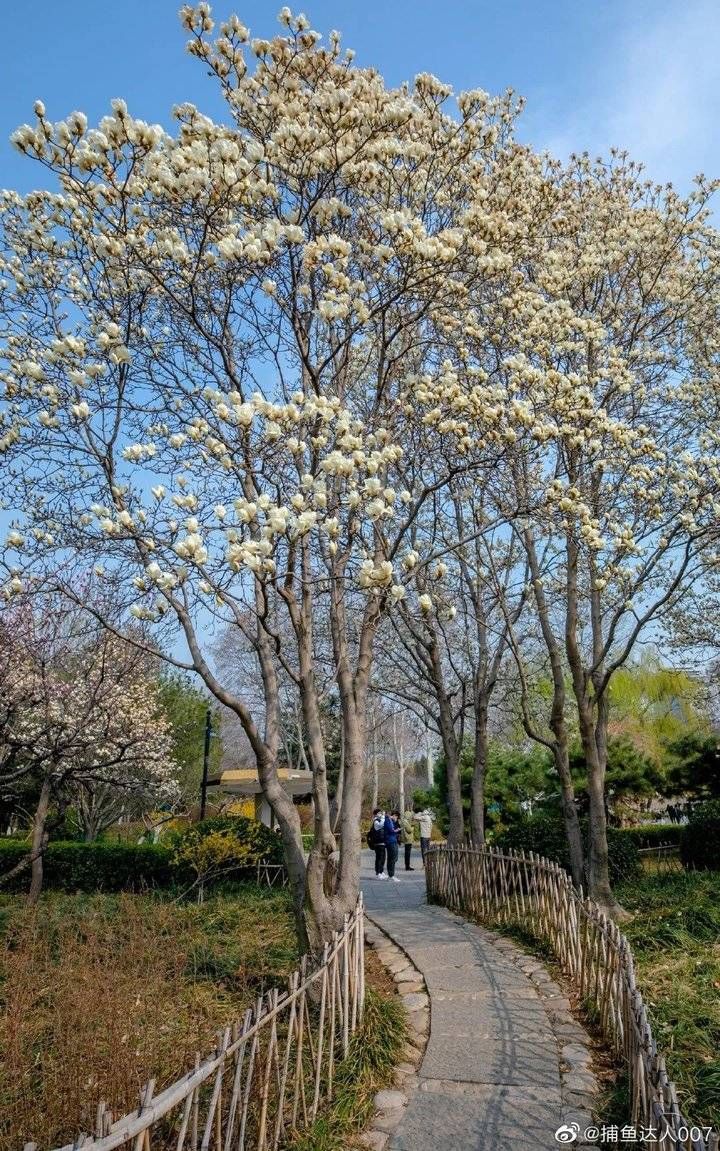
xmin=0 ymin=597 xmax=177 ymax=901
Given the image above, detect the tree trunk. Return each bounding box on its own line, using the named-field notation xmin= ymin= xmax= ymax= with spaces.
xmin=399 ymin=756 xmax=405 ymax=817
xmin=552 ymin=737 xmax=585 ymax=891
xmin=429 ymin=640 xmax=464 ymax=843
xmin=425 ymin=726 xmax=434 ymax=787
xmin=576 ymin=704 xmax=625 ymax=916
xmin=521 ymin=525 xmax=586 ymax=887
xmin=444 ymin=742 xmax=465 ymax=844
xmin=392 ymin=711 xmax=406 ymax=815
xmin=371 ymin=727 xmax=378 ymax=810
xmin=469 ymin=699 xmax=488 ymax=846
xmin=563 ymin=531 xmax=623 ymax=917
xmin=331 ymin=725 xmax=345 ymax=833
xmin=28 ymin=776 xmax=52 ymax=906
xmin=299 ymin=568 xmax=383 ymax=958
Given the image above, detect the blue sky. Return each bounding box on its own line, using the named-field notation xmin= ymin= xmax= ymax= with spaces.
xmin=1 ymin=0 xmax=719 ymax=195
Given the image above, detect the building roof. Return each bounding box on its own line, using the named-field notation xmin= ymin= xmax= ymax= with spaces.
xmin=209 ymin=767 xmax=314 ymax=796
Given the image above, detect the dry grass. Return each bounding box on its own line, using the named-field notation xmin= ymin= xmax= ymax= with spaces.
xmin=0 ymin=886 xmax=296 ymax=1151
xmin=287 ymin=951 xmax=407 ymax=1151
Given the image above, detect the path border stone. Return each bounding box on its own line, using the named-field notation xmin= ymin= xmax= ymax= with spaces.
xmin=477 ymin=926 xmax=601 ymax=1146
xmin=357 ymin=917 xmax=430 ymax=1151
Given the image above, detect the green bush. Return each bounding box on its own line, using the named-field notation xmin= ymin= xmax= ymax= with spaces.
xmin=494 ymin=813 xmax=641 ymax=884
xmin=173 ymin=816 xmax=284 ymax=864
xmin=680 ymin=801 xmax=720 ymax=870
xmin=0 ymin=816 xmax=283 ymax=894
xmin=170 ymin=817 xmax=283 ymax=890
xmin=619 ymin=823 xmax=683 ymax=848
xmin=0 ymin=840 xmax=175 ymax=893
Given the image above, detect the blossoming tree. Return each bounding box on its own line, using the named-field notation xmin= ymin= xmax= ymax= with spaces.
xmin=0 ymin=596 xmax=177 ymax=901
xmin=0 ymin=6 xmax=521 ymax=948
xmin=486 ymin=154 xmax=720 ymax=911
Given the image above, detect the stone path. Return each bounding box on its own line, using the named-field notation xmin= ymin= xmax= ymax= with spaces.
xmin=361 ymin=852 xmax=598 ymax=1151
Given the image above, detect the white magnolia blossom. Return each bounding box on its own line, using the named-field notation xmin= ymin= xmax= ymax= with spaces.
xmin=2 ymin=2 xmax=720 ymax=929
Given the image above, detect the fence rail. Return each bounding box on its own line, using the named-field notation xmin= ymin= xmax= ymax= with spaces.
xmin=425 ymin=844 xmax=717 ymax=1151
xmin=34 ymin=899 xmax=364 ymax=1151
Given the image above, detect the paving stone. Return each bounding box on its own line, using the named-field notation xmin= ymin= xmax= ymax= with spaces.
xmin=563 ymin=1072 xmax=598 ymax=1095
xmin=422 ymin=964 xmax=540 ymax=996
xmin=402 ymin=1043 xmax=423 ymax=1066
xmin=395 ymin=981 xmax=424 ymax=995
xmin=561 ymin=1043 xmax=592 ymax=1071
xmin=373 ymin=1109 xmax=405 ymax=1135
xmin=539 ymin=981 xmax=564 ymax=998
xmin=390 ymin=1082 xmax=564 ymax=1151
xmin=430 ymin=989 xmax=550 ymax=1034
xmin=358 ymin=1131 xmax=389 ymax=1151
xmin=406 ymin=1014 xmax=430 ymax=1039
xmin=546 ymin=997 xmax=572 ymax=1014
xmin=561 ymin=1106 xmax=597 ymax=1134
xmin=376 ymin=950 xmax=399 ymax=965
xmin=401 ymin=992 xmax=429 ymax=1011
xmin=421 ymin=1032 xmax=559 ymax=1087
xmin=401 ymin=941 xmax=487 ymax=969
xmin=563 ymin=1090 xmax=598 ymax=1114
xmin=374 ymin=1089 xmax=407 ymax=1111
xmin=555 ymin=1022 xmax=591 ymax=1045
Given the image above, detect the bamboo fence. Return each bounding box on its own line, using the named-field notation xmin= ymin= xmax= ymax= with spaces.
xmin=255 ymin=862 xmax=289 ymax=888
xmin=30 ymin=899 xmax=365 ymax=1151
xmin=425 ymin=844 xmax=718 ymax=1151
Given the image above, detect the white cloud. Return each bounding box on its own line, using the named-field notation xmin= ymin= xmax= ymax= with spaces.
xmin=534 ymin=0 xmax=720 ymax=189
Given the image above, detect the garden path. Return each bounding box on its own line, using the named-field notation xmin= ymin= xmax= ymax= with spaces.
xmin=361 ymin=852 xmax=593 ymax=1150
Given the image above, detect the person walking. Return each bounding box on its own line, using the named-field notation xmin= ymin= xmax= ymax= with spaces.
xmin=384 ymin=810 xmax=401 ymax=882
xmin=413 ymin=807 xmax=435 ymax=862
xmin=368 ymin=808 xmax=387 ymax=878
xmin=402 ymin=809 xmax=416 ymax=870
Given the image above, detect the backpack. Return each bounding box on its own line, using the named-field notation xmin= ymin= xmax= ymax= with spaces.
xmin=367 ymin=817 xmax=385 ymax=849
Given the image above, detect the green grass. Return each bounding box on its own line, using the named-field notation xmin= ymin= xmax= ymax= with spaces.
xmin=455 ymin=869 xmax=720 ymax=1137
xmin=286 ymin=987 xmax=406 ymax=1151
xmin=616 ymin=870 xmax=720 ymax=1132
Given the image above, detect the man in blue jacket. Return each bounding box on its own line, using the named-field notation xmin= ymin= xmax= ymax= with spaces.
xmin=384 ymin=810 xmax=401 ymax=882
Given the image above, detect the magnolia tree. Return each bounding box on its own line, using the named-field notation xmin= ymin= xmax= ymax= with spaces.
xmin=382 ymin=479 xmax=528 ymax=844
xmin=0 ymin=596 xmax=177 ymax=900
xmin=3 ymin=7 xmax=713 ymax=930
xmin=483 ymin=155 xmax=720 ymax=911
xmin=0 ymin=6 xmax=525 ymax=949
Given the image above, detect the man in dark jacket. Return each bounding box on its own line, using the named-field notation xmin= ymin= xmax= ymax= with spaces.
xmin=384 ymin=811 xmax=401 ymax=882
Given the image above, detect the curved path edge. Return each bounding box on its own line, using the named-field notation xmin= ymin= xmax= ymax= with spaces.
xmin=361 ymin=853 xmax=600 ymax=1150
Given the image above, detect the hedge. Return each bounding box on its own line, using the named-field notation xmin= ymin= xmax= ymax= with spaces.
xmin=0 ymin=816 xmax=285 ymax=894
xmin=618 ymin=823 xmax=683 ymax=849
xmin=0 ymin=841 xmax=175 ymax=893
xmin=680 ymin=801 xmax=720 ymax=870
xmin=494 ymin=813 xmax=641 ymax=884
